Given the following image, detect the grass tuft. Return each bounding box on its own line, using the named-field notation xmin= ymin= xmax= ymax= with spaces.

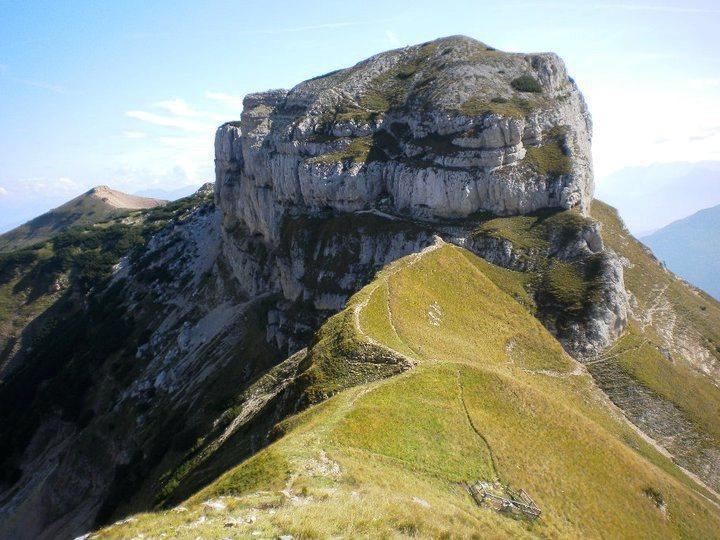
xmin=459 ymin=96 xmax=536 ymax=119
xmin=511 ymin=75 xmax=542 ymax=93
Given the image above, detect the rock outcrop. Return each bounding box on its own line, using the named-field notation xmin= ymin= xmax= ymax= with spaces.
xmin=216 ymin=35 xmax=593 ymax=246
xmin=214 ymin=35 xmax=620 ymax=356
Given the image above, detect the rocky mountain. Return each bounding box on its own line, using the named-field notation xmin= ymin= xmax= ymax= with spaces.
xmin=0 ymin=36 xmax=718 ymax=539
xmin=0 ymin=186 xmax=166 ymax=253
xmin=642 ymin=203 xmax=720 ymax=300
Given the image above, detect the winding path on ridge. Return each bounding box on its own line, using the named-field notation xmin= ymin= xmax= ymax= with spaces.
xmin=352 ymin=235 xmax=445 ymax=364
xmin=348 ymin=236 xmax=720 ymax=510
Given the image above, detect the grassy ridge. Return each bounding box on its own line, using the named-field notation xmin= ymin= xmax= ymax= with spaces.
xmin=590 ymin=201 xmax=720 ymax=483
xmin=95 ymin=244 xmax=720 ymax=539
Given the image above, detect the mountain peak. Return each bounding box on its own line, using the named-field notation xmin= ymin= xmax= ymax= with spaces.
xmin=85 ymin=185 xmax=166 ymax=209
xmin=0 ymin=186 xmax=166 ymax=252
xmin=216 ymin=37 xmax=592 ymax=244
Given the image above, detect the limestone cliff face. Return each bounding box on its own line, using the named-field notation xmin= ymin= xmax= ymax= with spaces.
xmin=215 ymin=35 xmax=620 ymax=356
xmin=215 ymin=36 xmax=593 ymax=246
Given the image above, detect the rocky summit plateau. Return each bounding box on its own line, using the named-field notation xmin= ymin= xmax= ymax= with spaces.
xmin=216 ymin=35 xmax=593 ymax=244
xmin=1 ymin=36 xmax=719 ymax=539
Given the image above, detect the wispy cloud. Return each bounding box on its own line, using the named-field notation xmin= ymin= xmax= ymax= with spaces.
xmin=0 ymin=63 xmax=66 ymax=93
xmin=122 ymin=130 xmax=148 ymax=139
xmin=125 ymin=110 xmax=213 ymax=132
xmin=0 ymin=187 xmax=8 ymax=197
xmin=126 ymin=90 xmax=246 ymax=134
xmin=205 ymin=91 xmax=244 ymax=111
xmin=689 ymin=78 xmax=720 ymax=90
xmin=600 ymin=3 xmax=720 ymax=14
xmin=154 ymin=98 xmax=200 ymax=117
xmin=4 ymin=74 xmax=66 ymax=94
xmin=153 ymin=97 xmax=226 ymax=121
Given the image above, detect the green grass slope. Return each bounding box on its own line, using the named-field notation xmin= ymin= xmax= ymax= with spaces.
xmin=0 ymin=186 xmax=165 ymax=253
xmin=94 ymin=242 xmax=720 ymax=539
xmin=591 ymin=201 xmax=720 ymax=490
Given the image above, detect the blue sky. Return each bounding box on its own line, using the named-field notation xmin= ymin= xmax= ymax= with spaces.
xmin=1 ymin=0 xmax=719 ymax=230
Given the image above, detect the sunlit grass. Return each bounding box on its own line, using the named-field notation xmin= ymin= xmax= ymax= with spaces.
xmin=93 ymin=244 xmax=720 ymax=539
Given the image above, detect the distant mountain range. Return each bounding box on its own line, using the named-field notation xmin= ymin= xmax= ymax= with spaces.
xmin=596 ymin=161 xmax=720 ymax=236
xmin=642 ymin=203 xmax=720 ymax=300
xmin=0 ymin=186 xmax=165 ymax=252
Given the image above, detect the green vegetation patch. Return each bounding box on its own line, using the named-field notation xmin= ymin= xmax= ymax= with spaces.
xmin=471 ymin=209 xmax=595 ymax=259
xmin=540 ymin=260 xmax=587 ymax=312
xmin=298 ymin=295 xmax=407 ymax=402
xmin=511 ymin=75 xmax=542 ymax=93
xmin=334 ymin=364 xmax=496 ymax=481
xmin=196 ymin=447 xmax=291 ymax=499
xmin=469 ymin=208 xmax=606 ymax=320
xmin=523 ymin=126 xmax=571 ymax=178
xmin=345 ymin=42 xmax=442 ymax=119
xmin=473 ymin=214 xmax=550 ymax=251
xmin=307 ymin=131 xmax=401 ymax=165
xmin=459 ymin=96 xmax=537 ymax=119
xmin=308 ymin=136 xmax=375 ymax=165
xmin=605 ymin=325 xmax=720 ymax=443
xmin=524 ymin=144 xmax=571 ymax=177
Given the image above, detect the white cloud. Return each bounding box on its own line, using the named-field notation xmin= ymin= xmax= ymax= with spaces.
xmin=127 ymin=95 xmax=227 ymax=134
xmin=589 ymin=80 xmax=720 ymax=177
xmin=385 ymin=30 xmax=400 ymax=47
xmin=0 ymin=187 xmax=7 ymax=197
xmin=122 ymin=130 xmax=148 ymax=139
xmin=125 ymin=110 xmax=212 ymax=132
xmin=154 ymin=98 xmax=200 ymax=117
xmin=688 ymin=78 xmax=720 ymax=90
xmin=154 ymin=98 xmax=224 ymax=120
xmin=205 ymin=91 xmax=244 ymax=111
